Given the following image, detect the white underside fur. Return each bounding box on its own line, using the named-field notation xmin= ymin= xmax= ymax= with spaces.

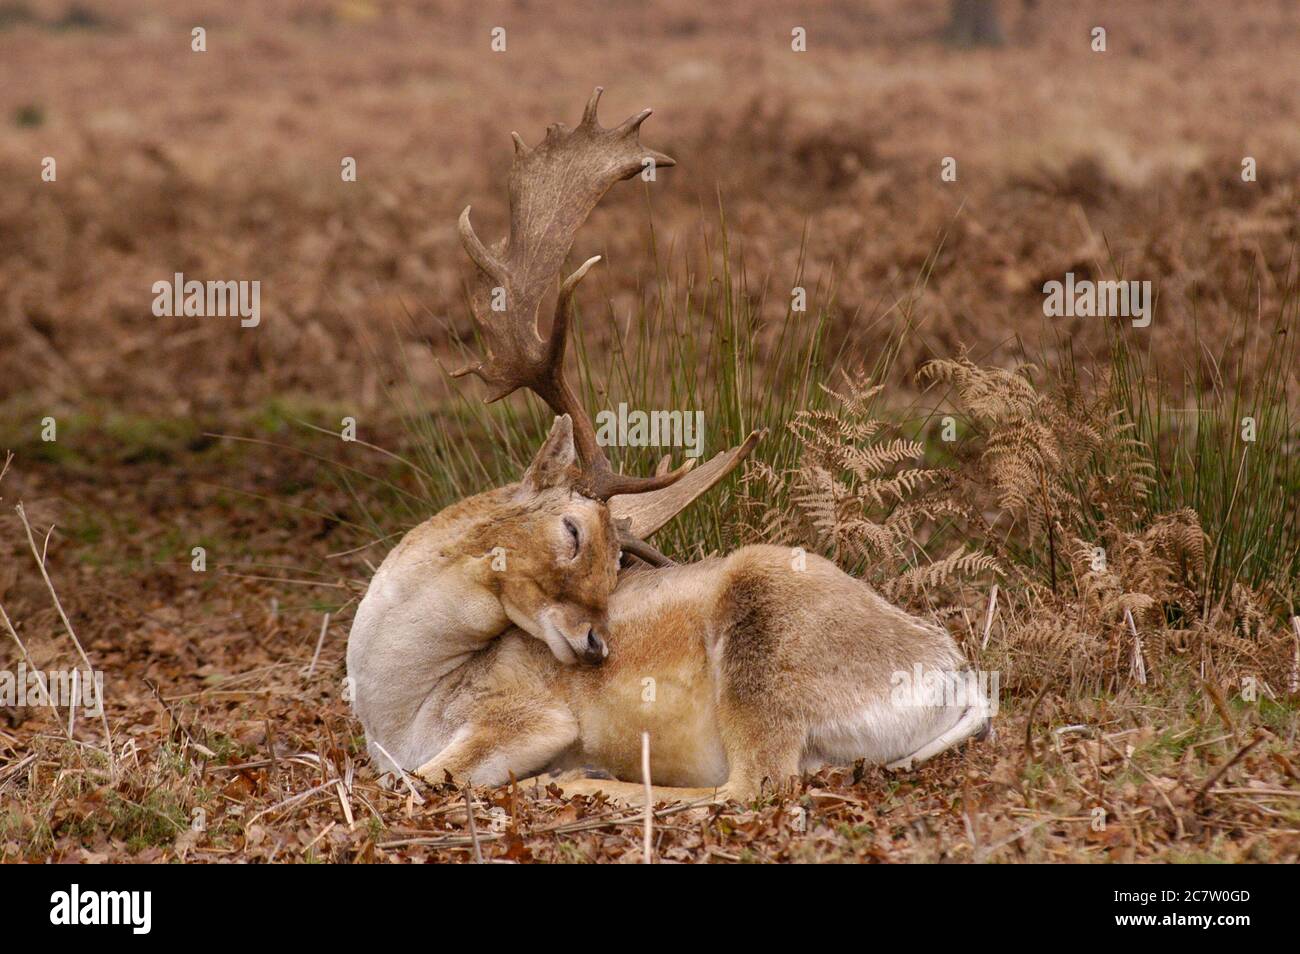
xmin=803 ymin=696 xmax=990 ymax=774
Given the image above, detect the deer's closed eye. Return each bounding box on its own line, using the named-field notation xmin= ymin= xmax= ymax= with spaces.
xmin=563 ymin=517 xmax=581 ymax=557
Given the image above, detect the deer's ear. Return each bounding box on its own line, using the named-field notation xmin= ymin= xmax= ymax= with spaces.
xmin=521 ymin=415 xmax=577 ymax=492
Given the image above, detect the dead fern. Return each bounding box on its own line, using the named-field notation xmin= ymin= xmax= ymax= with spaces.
xmin=914 ymin=352 xmax=1290 ymax=690
xmin=889 ymin=546 xmax=1001 ymax=600
xmin=741 ymin=370 xmax=999 ymax=604
xmin=920 ymin=353 xmax=1107 ymax=542
xmin=740 ymin=356 xmax=1290 ymax=693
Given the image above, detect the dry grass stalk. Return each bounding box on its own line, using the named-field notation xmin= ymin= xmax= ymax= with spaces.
xmin=981 ymin=585 xmax=999 ymax=651
xmin=14 ymin=502 xmax=114 ymax=765
xmin=464 ymin=785 xmax=483 ymax=864
xmin=642 ymin=731 xmax=653 ymax=864
xmin=1124 ymin=608 xmax=1147 ymax=686
xmin=0 ymin=603 xmax=80 ymax=757
xmin=304 ymin=612 xmax=331 ymax=680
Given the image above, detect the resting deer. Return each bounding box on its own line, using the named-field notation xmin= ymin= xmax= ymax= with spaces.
xmin=346 ymin=89 xmax=990 ymax=804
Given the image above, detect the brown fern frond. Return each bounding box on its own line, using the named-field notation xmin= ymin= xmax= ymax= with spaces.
xmin=889 ymin=547 xmax=1002 ymax=598
xmin=743 ymin=368 xmax=995 ymax=604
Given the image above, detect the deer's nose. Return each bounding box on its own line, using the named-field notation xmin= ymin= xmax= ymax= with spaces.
xmin=581 ymin=628 xmax=609 ymax=665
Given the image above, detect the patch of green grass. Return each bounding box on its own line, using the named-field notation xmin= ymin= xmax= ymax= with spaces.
xmin=1136 ymin=728 xmax=1196 ymax=764
xmin=83 ymin=790 xmax=189 ymax=853
xmin=836 ymin=822 xmax=875 ymax=841
xmin=1097 ymin=255 xmax=1299 ymax=614
xmin=13 ymin=103 xmax=43 ymax=128
xmin=0 ymin=396 xmax=362 ymax=468
xmin=102 ymin=414 xmax=202 ymax=465
xmin=66 ymin=517 xmax=104 ymax=546
xmin=1019 ymin=760 xmax=1048 ymax=789
xmin=155 ymin=743 xmax=194 ymax=781
xmin=201 ymin=731 xmax=245 ymax=766
xmin=0 ymin=807 xmax=54 ymax=859
xmin=1255 ymin=695 xmax=1300 ymax=735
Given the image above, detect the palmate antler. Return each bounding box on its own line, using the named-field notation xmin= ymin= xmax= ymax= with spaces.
xmin=455 ymin=88 xmax=760 ymax=551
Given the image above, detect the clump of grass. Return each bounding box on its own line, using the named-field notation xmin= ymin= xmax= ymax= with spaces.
xmin=107 ymin=790 xmax=188 ymax=853
xmin=1107 ymin=260 xmax=1298 ymax=615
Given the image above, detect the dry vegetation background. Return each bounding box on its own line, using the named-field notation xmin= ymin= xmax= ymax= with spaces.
xmin=4 ymin=0 xmax=1299 ymax=408
xmin=0 ymin=0 xmax=1298 ymax=863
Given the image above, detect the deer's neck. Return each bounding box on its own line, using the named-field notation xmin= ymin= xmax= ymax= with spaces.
xmin=347 ymin=495 xmax=513 ymax=767
xmin=400 ymin=563 xmax=505 ymax=678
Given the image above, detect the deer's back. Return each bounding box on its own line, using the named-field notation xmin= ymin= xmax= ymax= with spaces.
xmin=547 ymin=546 xmax=963 ymax=785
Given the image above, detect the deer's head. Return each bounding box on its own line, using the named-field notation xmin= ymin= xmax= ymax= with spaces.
xmin=454 ymin=89 xmax=762 ymax=665
xmin=475 ymin=416 xmax=619 ymax=665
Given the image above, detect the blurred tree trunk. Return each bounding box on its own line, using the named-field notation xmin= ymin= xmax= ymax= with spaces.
xmin=947 ymin=0 xmax=1004 ymax=46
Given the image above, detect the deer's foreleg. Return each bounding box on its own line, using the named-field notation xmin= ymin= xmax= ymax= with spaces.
xmin=414 ymin=707 xmax=579 ymax=789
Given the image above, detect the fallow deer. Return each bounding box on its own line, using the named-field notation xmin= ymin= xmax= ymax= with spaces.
xmin=346 ymin=89 xmax=990 ymax=804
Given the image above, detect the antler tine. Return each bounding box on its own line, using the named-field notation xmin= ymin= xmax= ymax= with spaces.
xmin=616 ymin=108 xmax=652 ymax=135
xmin=617 ymin=529 xmax=676 ymax=568
xmin=543 ymin=254 xmax=601 ymax=371
xmin=457 ymin=207 xmax=507 ymax=289
xmin=581 ymin=86 xmax=604 ymax=126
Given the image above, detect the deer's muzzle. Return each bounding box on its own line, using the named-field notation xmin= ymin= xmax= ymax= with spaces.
xmin=580 ymin=627 xmax=609 ymax=666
